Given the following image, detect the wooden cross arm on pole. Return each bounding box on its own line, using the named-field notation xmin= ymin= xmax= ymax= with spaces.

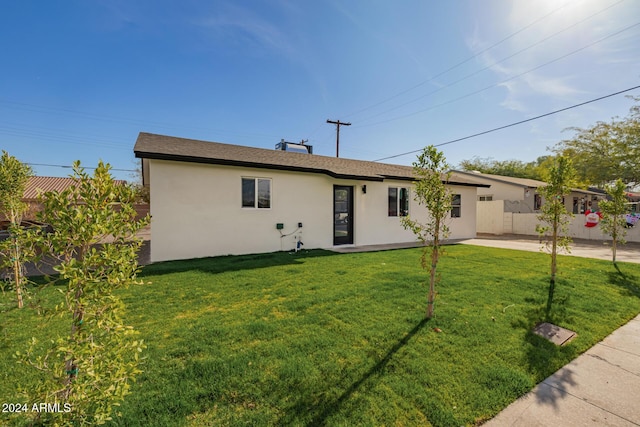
xmin=326 ymin=119 xmax=351 ymax=158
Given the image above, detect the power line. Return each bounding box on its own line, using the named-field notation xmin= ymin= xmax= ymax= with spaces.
xmin=26 ymin=163 xmax=137 ymax=173
xmin=0 ymin=120 xmax=131 ymax=145
xmin=0 ymin=100 xmax=283 ymax=141
xmin=372 ymin=84 xmax=640 ymax=162
xmin=359 ymin=20 xmax=640 ymax=129
xmin=354 ymin=0 xmax=626 ymax=125
xmin=0 ymin=127 xmax=132 ymax=150
xmin=342 ymin=0 xmax=579 ymax=119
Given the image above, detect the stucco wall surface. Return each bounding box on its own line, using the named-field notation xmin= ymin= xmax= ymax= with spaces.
xmin=148 ymin=160 xmax=478 ymax=262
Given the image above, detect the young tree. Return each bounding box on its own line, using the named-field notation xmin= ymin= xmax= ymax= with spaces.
xmin=0 ymin=150 xmax=33 ymax=308
xmin=599 ymin=178 xmax=629 ymax=263
xmin=402 ymin=146 xmax=452 ymax=319
xmin=18 ymin=161 xmax=150 ymax=425
xmin=536 ymin=156 xmax=576 ymax=291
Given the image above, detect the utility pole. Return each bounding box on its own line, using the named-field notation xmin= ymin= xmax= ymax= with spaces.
xmin=326 ymin=119 xmax=351 ymax=158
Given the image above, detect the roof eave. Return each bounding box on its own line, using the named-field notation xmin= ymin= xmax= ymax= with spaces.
xmin=447 ymin=181 xmax=491 ymax=188
xmin=136 ymin=151 xmax=492 ymax=187
xmin=134 ymin=151 xmax=385 ymax=182
xmin=451 ymin=170 xmax=545 ymax=188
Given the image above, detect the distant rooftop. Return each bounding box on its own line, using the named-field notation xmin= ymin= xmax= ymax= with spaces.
xmin=23 ymin=176 xmax=126 ymax=200
xmin=451 ymin=170 xmax=601 ymax=195
xmin=451 ymin=170 xmax=546 ymax=188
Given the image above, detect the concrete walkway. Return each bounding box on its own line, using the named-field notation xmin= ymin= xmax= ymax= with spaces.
xmin=484 ymin=314 xmax=640 ymax=426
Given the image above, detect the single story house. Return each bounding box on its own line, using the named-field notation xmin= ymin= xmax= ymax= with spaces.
xmin=450 ymin=170 xmax=602 ymax=214
xmin=134 ymin=132 xmax=488 ymax=262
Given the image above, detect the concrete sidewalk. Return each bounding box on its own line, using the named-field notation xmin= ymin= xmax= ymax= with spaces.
xmin=463 ymin=234 xmax=640 ymax=425
xmin=484 ymin=314 xmax=640 ymax=426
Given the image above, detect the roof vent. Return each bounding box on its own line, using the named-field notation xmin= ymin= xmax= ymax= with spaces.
xmin=275 ymin=139 xmax=313 ymax=154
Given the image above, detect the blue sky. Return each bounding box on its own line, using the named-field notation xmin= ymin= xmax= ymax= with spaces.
xmin=2 ymin=0 xmax=639 ymax=181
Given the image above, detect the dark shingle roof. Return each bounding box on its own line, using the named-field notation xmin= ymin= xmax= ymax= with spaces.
xmin=134 ymin=132 xmax=486 ymax=187
xmin=451 ymin=170 xmax=601 ymax=195
xmin=451 ymin=170 xmax=546 ymax=188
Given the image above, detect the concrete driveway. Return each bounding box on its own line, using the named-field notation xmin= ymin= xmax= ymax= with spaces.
xmin=461 ymin=234 xmax=640 ymax=264
xmin=333 ymin=233 xmax=639 ymax=265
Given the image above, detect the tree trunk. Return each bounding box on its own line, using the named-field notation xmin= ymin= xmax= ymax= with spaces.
xmin=612 ymin=227 xmax=618 ymax=263
xmin=13 ymin=255 xmax=22 ymax=309
xmin=427 ymin=222 xmax=440 ymax=319
xmin=427 ymin=248 xmax=437 ymax=319
xmin=10 ymin=209 xmax=23 ymax=309
xmin=62 ymin=246 xmax=85 ymax=400
xmin=550 ymin=216 xmax=558 ymax=286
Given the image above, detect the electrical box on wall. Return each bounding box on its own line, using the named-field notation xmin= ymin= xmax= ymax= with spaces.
xmin=276 ymin=223 xmax=284 ymax=230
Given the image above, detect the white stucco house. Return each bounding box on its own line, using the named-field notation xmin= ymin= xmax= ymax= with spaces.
xmin=449 ymin=170 xmax=607 ymax=236
xmin=450 ymin=170 xmax=602 ymax=214
xmin=134 ymin=133 xmax=487 ymax=262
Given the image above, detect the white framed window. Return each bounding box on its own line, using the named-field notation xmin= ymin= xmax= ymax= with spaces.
xmin=388 ymin=187 xmax=409 ymax=217
xmin=478 ymin=195 xmax=493 ymax=201
xmin=242 ymin=177 xmax=271 ymax=209
xmin=451 ymin=194 xmax=461 ymax=218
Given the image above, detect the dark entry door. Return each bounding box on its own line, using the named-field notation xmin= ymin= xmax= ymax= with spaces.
xmin=333 ymin=186 xmax=353 ymax=245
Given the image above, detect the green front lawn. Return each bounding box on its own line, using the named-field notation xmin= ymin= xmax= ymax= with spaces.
xmin=2 ymin=245 xmax=639 ymax=426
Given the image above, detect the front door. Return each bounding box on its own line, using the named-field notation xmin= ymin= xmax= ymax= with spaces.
xmin=333 ymin=185 xmax=353 ymax=245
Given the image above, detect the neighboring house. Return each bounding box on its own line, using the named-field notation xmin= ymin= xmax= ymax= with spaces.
xmin=1 ymin=177 xmax=85 ymax=223
xmin=134 ymin=132 xmax=488 ymax=263
xmin=450 ymin=170 xmax=602 ymax=214
xmin=450 ymin=170 xmax=609 ymax=237
xmin=1 ymin=176 xmax=146 ymax=224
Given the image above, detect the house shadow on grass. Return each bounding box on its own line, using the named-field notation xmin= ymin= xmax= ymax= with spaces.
xmin=24 ymin=244 xmax=340 ymax=279
xmin=139 ymin=249 xmax=339 ymax=277
xmin=279 ymin=317 xmax=430 ymax=426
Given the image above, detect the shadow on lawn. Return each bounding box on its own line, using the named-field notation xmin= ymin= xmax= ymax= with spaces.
xmin=139 ymin=249 xmax=339 ymax=277
xmin=522 ymin=325 xmax=578 ymax=410
xmin=515 ymin=263 xmax=640 ymax=409
xmin=513 ymin=281 xmax=580 ymax=410
xmin=281 ymin=317 xmax=430 ymax=426
xmin=608 ymin=264 xmax=640 ymax=299
xmin=24 ymin=245 xmax=340 ymax=279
